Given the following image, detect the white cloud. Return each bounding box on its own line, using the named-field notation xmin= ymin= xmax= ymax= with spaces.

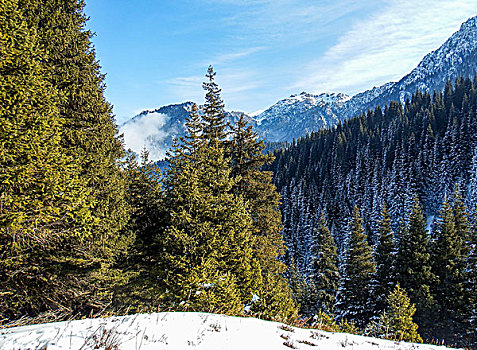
xmin=120 ymin=112 xmax=175 ymax=161
xmin=294 ymin=0 xmax=476 ymax=95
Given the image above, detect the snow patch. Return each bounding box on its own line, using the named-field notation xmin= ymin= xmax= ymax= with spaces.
xmin=0 ymin=312 xmax=453 ymax=350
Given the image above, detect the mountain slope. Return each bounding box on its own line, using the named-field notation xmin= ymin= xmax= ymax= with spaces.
xmin=342 ymin=15 xmax=477 ymax=119
xmin=0 ymin=312 xmax=450 ymax=350
xmin=255 ymin=92 xmax=350 ymax=142
xmin=256 ymin=15 xmax=477 ymax=142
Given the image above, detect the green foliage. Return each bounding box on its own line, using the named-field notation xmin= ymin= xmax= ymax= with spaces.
xmin=20 ymin=0 xmax=131 ymax=249
xmin=249 ymin=272 xmax=298 ymax=323
xmin=312 ymin=310 xmax=358 ymax=334
xmin=161 ymin=140 xmax=260 ymax=312
xmin=201 ymin=66 xmax=227 ymax=144
xmin=158 ymin=69 xmax=266 ymax=314
xmin=310 ymin=213 xmax=339 ymax=314
xmin=115 ymin=150 xmax=165 ymax=309
xmin=0 ymin=0 xmax=91 ymax=319
xmin=287 ymin=258 xmax=314 ymax=316
xmin=368 ymin=285 xmax=422 ymax=343
xmin=1 ymin=0 xmax=132 ymax=319
xmin=228 ymin=113 xmax=297 ymax=320
xmin=466 ymin=214 xmax=477 ymax=347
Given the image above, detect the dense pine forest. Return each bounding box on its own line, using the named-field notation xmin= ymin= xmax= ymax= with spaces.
xmin=270 ymin=77 xmax=477 ymax=346
xmin=1 ymin=0 xmax=477 ymax=348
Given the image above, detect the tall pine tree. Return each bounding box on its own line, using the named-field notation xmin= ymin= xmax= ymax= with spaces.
xmin=370 ymin=204 xmax=396 ymax=318
xmin=336 ymin=206 xmax=376 ymax=328
xmin=430 ymin=193 xmax=469 ymax=342
xmin=310 ymin=213 xmax=340 ymax=314
xmin=229 ymin=114 xmax=297 ymax=320
xmin=159 ymin=69 xmax=261 ymax=314
xmin=395 ymin=195 xmax=434 ymax=336
xmin=18 ymin=0 xmax=132 ymax=313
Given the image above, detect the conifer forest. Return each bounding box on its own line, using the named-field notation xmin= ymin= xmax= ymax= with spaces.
xmin=0 ymin=0 xmax=476 ymax=348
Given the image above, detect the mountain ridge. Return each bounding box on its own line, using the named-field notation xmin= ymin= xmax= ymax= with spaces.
xmin=120 ymin=15 xmax=477 ymax=159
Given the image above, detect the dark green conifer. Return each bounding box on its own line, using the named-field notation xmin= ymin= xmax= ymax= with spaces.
xmin=201 ymin=66 xmax=227 ymax=145
xmin=287 ymin=258 xmax=312 ymax=316
xmin=228 ymin=114 xmax=297 ymax=320
xmin=118 ymin=150 xmax=165 ymax=310
xmin=19 ymin=0 xmax=132 ymax=304
xmin=371 ymin=204 xmax=396 ymax=317
xmin=430 ymin=195 xmax=469 ymax=342
xmin=310 ymin=213 xmax=340 ymax=314
xmin=336 ymin=206 xmax=376 ymax=328
xmin=159 ymin=72 xmax=261 ymax=314
xmin=465 ymin=214 xmax=477 ymax=346
xmin=395 ymin=195 xmax=434 ymax=334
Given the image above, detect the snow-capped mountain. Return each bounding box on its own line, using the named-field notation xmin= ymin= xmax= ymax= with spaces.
xmin=255 ymin=92 xmax=350 ymax=142
xmin=257 ymin=15 xmax=477 ymax=141
xmin=120 ymin=15 xmax=477 ymax=159
xmin=342 ymin=15 xmax=477 ymax=119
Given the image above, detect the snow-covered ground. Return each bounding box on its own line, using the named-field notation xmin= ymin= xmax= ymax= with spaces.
xmin=0 ymin=312 xmax=450 ymax=350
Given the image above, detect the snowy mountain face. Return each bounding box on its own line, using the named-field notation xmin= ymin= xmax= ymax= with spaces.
xmin=258 ymin=15 xmax=477 ymax=142
xmin=343 ymin=15 xmax=477 ymax=118
xmin=255 ymin=92 xmax=350 ymax=142
xmin=0 ymin=312 xmax=451 ymax=350
xmin=120 ymin=16 xmax=477 ymax=159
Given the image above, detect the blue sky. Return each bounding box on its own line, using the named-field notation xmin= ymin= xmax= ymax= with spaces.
xmin=85 ymin=0 xmax=476 ymax=124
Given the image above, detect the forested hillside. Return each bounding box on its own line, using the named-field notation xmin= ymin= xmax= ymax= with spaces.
xmin=270 ymin=77 xmax=477 ymax=346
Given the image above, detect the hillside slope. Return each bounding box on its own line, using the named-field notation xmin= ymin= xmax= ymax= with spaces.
xmin=0 ymin=312 xmax=451 ymax=350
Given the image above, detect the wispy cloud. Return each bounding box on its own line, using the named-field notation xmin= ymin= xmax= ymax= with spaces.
xmin=207 ymin=47 xmax=266 ymax=66
xmin=294 ymin=0 xmax=476 ymax=95
xmin=211 ymin=0 xmax=371 ymax=45
xmin=166 ymin=68 xmax=261 ymax=109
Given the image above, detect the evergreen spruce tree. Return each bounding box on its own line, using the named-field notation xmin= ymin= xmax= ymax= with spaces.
xmin=159 ymin=71 xmax=261 ymax=314
xmin=430 ymin=193 xmax=469 ymax=342
xmin=370 ymin=285 xmax=422 ymax=343
xmin=0 ymin=0 xmax=91 ymax=319
xmin=161 ymin=137 xmax=261 ymax=313
xmin=466 ymin=214 xmax=477 ymax=346
xmin=310 ymin=213 xmax=340 ymax=314
xmin=229 ymin=114 xmax=297 ymax=321
xmin=370 ymin=204 xmax=396 ymax=317
xmin=395 ymin=195 xmax=434 ymax=335
xmin=201 ymin=65 xmax=227 ymax=145
xmin=118 ymin=150 xmax=165 ymax=310
xmin=18 ymin=0 xmax=132 ymax=313
xmin=287 ymin=258 xmax=313 ymax=316
xmin=336 ymin=206 xmax=376 ymax=328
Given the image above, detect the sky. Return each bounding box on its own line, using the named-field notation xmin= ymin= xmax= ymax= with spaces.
xmin=85 ymin=0 xmax=476 ymax=124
